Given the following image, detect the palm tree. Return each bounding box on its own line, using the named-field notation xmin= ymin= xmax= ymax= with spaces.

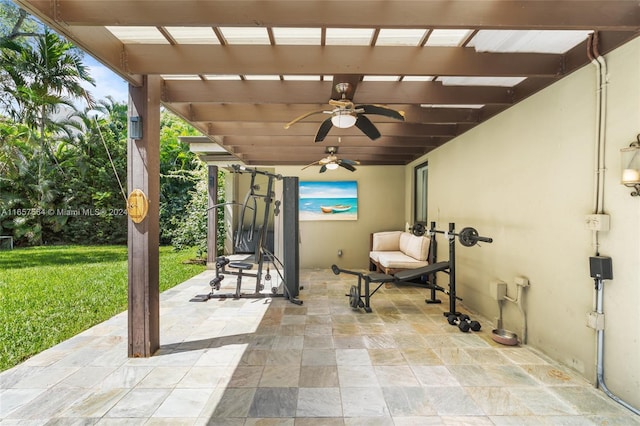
xmin=1 ymin=25 xmax=96 ymax=244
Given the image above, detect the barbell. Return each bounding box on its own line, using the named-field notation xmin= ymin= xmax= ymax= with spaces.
xmin=410 ymin=223 xmax=493 ymax=247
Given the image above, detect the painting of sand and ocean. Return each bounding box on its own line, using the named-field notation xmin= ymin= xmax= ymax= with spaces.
xmin=299 ymin=181 xmax=358 ymax=221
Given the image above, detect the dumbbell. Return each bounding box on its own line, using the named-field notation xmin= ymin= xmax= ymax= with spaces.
xmin=447 ymin=314 xmax=481 ymax=332
xmin=447 ymin=314 xmax=470 ymax=332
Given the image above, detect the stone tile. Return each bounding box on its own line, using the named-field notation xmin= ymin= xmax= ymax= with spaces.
xmin=152 ymin=388 xmax=214 ymax=418
xmin=105 ymin=388 xmax=170 ymax=418
xmin=248 ymin=387 xmax=298 ymax=418
xmin=0 ymin=388 xmax=46 ymax=417
xmin=337 ymin=365 xmax=379 ymax=388
xmin=62 ymin=388 xmax=130 ymax=418
xmin=302 ymin=349 xmax=336 ymax=366
xmin=368 ymin=349 xmax=407 ymax=365
xmin=136 ymin=367 xmax=190 ymax=388
xmin=227 ymin=366 xmax=264 ymax=387
xmin=340 ymin=387 xmax=389 ymax=417
xmin=259 ymin=365 xmax=300 ymax=387
xmin=423 ymin=386 xmax=484 ymax=416
xmin=266 ymin=349 xmax=302 ymax=365
xmin=335 ymin=349 xmax=372 ymax=366
xmin=410 ymin=365 xmax=460 ymax=387
xmin=209 ymin=387 xmax=256 ymax=418
xmin=382 ymin=386 xmax=437 ymax=416
xmin=296 ymin=387 xmax=342 ymax=417
xmin=298 ymin=366 xmax=338 ymax=388
xmin=374 ymin=366 xmax=419 ymax=387
xmin=401 ymin=348 xmax=443 ymax=366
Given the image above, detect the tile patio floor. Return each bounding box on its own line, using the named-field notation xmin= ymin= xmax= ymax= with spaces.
xmin=1 ymin=268 xmax=638 ymax=425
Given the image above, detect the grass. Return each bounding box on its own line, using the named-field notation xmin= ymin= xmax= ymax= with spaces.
xmin=0 ymin=245 xmax=206 ymax=371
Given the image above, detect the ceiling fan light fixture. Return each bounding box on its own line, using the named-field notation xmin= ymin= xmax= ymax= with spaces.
xmin=331 ymin=110 xmax=357 ymax=128
xmin=326 ymin=162 xmax=340 ymax=170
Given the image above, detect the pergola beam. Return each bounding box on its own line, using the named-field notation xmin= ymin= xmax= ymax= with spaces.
xmin=24 ymin=0 xmax=640 ymax=30
xmin=125 ymin=45 xmax=563 ymax=77
xmin=162 ymin=81 xmax=514 ymax=105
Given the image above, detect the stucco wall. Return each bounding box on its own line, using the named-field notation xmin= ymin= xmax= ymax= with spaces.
xmin=405 ymin=37 xmax=640 ymax=407
xmin=275 ymin=165 xmax=406 ymax=269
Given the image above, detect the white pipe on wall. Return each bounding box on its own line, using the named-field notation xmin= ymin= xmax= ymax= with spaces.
xmin=588 ymin=33 xmax=640 ymax=415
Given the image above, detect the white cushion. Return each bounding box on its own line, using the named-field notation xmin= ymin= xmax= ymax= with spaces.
xmin=377 ymin=252 xmax=429 ymax=270
xmin=371 ymin=231 xmax=402 ymax=251
xmin=399 ymin=233 xmax=429 ymax=261
xmin=369 ymin=251 xmax=383 ymax=263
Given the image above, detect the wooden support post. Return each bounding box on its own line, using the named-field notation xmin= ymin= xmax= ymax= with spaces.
xmin=127 ymin=75 xmax=161 ymax=357
xmin=207 ymin=165 xmax=218 ymax=268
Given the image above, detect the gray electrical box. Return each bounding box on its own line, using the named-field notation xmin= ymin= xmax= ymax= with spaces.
xmin=589 ymin=256 xmax=613 ymax=280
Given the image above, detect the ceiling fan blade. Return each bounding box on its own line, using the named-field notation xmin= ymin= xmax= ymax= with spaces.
xmin=301 ymin=160 xmax=320 ymax=170
xmin=340 ymin=158 xmax=360 ymax=166
xmin=315 ymin=117 xmax=334 ymax=142
xmin=355 ymin=115 xmax=381 ymax=140
xmin=338 ymin=162 xmax=356 ymax=172
xmin=284 ymin=109 xmax=327 ymax=129
xmin=357 ymin=104 xmax=405 ymax=121
xmin=319 ymin=165 xmax=328 ymax=173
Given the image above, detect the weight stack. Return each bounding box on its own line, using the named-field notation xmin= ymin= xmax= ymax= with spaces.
xmin=282 ymin=176 xmax=300 ymax=298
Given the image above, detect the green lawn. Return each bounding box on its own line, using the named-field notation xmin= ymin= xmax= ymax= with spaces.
xmin=0 ymin=245 xmax=206 ymax=371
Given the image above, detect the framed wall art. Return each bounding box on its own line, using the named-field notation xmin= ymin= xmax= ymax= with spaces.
xmin=299 ymin=181 xmax=358 ymax=221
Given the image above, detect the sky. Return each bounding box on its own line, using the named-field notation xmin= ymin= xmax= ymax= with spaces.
xmin=81 ymin=55 xmax=129 ymax=105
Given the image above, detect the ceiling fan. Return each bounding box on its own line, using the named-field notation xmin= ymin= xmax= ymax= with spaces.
xmin=284 ymin=82 xmax=405 ymax=142
xmin=302 ymin=146 xmax=360 ymax=173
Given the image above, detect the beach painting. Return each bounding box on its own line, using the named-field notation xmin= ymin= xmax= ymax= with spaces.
xmin=299 ymin=181 xmax=358 ymax=221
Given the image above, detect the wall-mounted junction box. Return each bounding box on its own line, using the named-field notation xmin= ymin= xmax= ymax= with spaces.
xmin=585 ymin=214 xmax=610 ymax=231
xmin=490 ymin=280 xmax=507 ymax=301
xmin=587 ymin=312 xmax=605 ymax=330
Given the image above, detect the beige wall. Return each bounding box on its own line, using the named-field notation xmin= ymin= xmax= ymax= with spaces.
xmin=405 ymin=37 xmax=640 ymax=407
xmin=274 ymin=165 xmax=406 ymax=269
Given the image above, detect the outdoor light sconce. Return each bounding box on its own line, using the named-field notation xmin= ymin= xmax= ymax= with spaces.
xmin=620 ymin=134 xmax=640 ymax=197
xmin=129 ymin=116 xmax=142 ymax=140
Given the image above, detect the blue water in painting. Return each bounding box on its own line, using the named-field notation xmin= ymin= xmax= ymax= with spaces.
xmin=299 ymin=197 xmax=358 ymax=215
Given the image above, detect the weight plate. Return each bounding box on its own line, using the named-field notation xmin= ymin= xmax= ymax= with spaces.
xmin=411 ymin=223 xmax=426 ymax=236
xmin=459 ymin=227 xmax=479 ymax=247
xmin=349 ymin=285 xmax=360 ymax=309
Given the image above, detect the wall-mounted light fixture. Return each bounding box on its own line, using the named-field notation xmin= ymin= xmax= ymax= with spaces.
xmin=129 ymin=116 xmax=143 ymax=140
xmin=621 ymin=134 xmax=640 ymax=197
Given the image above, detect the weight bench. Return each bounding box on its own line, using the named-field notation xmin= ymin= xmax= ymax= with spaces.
xmin=331 ymin=262 xmax=452 ymax=313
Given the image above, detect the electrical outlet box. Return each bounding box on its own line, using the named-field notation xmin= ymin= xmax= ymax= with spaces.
xmin=587 ymin=312 xmax=605 ymax=330
xmin=585 ymin=214 xmax=610 ymax=231
xmin=490 ymin=280 xmax=507 ymax=301
xmin=515 ymin=276 xmax=529 ymax=287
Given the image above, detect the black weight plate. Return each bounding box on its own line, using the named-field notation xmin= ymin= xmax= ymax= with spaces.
xmin=349 ymin=285 xmax=360 ymax=309
xmin=459 ymin=227 xmax=479 ymax=247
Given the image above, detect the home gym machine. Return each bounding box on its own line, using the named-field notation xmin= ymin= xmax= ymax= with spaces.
xmin=332 ymin=222 xmax=492 ymax=331
xmin=194 ymin=165 xmax=302 ymax=305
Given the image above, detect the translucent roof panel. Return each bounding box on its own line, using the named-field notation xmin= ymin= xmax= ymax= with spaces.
xmin=243 ymin=75 xmax=281 ymax=80
xmin=402 ymin=76 xmax=436 ymax=81
xmin=325 ymin=28 xmax=375 ymax=46
xmin=161 ymin=75 xmax=202 ymax=80
xmin=218 ymin=27 xmax=270 ymax=44
xmin=362 ymin=76 xmax=401 ymax=81
xmin=376 ymin=29 xmax=427 ymax=46
xmin=106 ymin=26 xmax=168 ymax=44
xmin=439 ymin=76 xmax=526 ymax=87
xmin=165 ymin=27 xmax=219 ymax=44
xmin=470 ymin=30 xmax=592 ymax=54
xmin=425 ymin=29 xmax=475 ymax=46
xmin=282 ymin=75 xmax=322 ymax=81
xmin=203 ymin=75 xmax=242 ymax=80
xmin=272 ymin=28 xmax=322 ymax=45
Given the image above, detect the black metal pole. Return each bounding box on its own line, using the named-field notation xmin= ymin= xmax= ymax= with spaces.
xmin=445 ymin=222 xmax=459 ymax=316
